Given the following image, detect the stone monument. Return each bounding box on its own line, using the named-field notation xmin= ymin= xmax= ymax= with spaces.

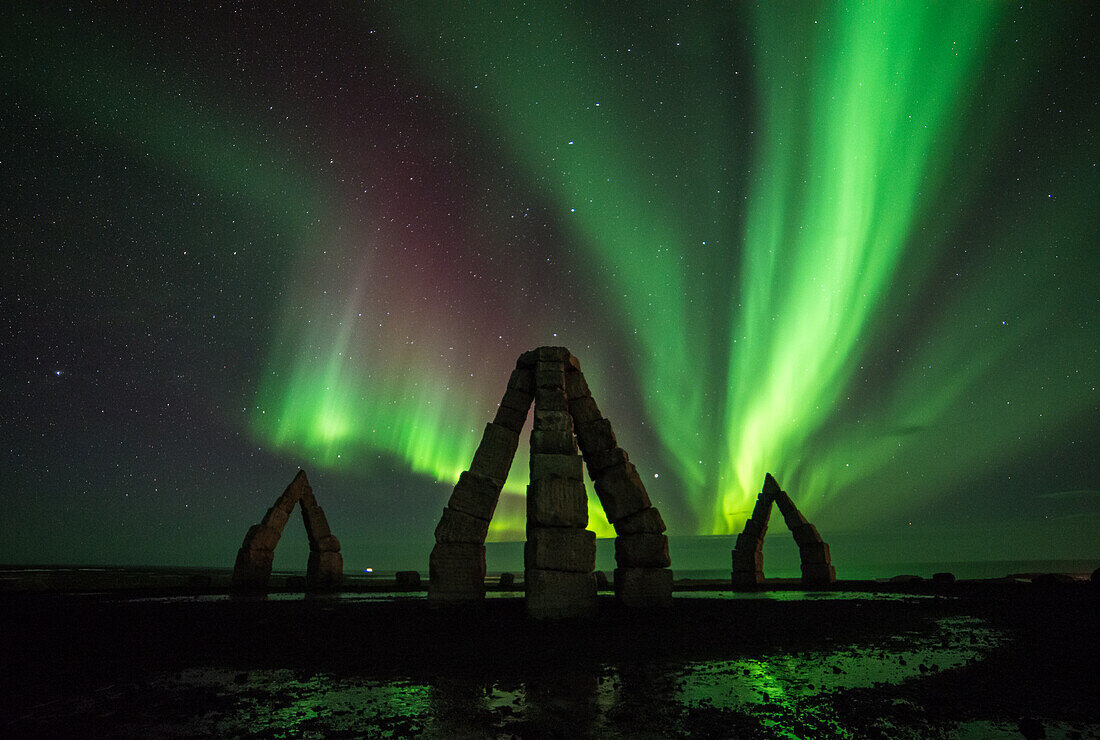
xmin=731 ymin=473 xmax=836 ymax=588
xmin=232 ymin=470 xmax=344 ymax=591
xmin=428 ymin=346 xmax=672 ymax=617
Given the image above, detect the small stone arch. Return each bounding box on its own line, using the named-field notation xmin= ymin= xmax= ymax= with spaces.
xmin=429 ymin=346 xmax=672 ymax=618
xmin=731 ymin=473 xmax=836 ymax=587
xmin=232 ymin=470 xmax=344 ymax=591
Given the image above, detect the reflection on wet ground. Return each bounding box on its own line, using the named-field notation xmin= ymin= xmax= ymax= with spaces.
xmin=19 ymin=605 xmax=1097 ymax=739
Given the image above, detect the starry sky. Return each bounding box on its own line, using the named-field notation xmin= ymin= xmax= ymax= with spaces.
xmin=3 ymin=2 xmax=1097 ymax=572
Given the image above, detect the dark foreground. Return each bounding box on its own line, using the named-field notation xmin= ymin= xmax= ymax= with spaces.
xmin=1 ymin=584 xmax=1097 ymax=738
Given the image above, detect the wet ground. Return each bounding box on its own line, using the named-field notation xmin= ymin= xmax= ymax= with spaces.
xmin=2 ymin=585 xmax=1097 ymax=738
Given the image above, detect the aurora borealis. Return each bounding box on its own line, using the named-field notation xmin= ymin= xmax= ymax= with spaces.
xmin=2 ymin=3 xmax=1096 ymax=571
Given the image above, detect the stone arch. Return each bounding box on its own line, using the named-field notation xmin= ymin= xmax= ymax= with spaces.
xmin=232 ymin=470 xmax=344 ymax=591
xmin=731 ymin=473 xmax=836 ymax=587
xmin=429 ymin=346 xmax=672 ymax=618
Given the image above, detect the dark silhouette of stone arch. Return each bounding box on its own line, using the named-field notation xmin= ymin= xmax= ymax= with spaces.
xmin=731 ymin=473 xmax=836 ymax=588
xmin=232 ymin=470 xmax=344 ymax=591
xmin=429 ymin=346 xmax=672 ymax=618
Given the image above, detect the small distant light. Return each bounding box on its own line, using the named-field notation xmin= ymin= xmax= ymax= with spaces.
xmin=653 ymin=473 xmax=659 ymax=479
xmin=362 ymin=568 xmax=373 ymax=573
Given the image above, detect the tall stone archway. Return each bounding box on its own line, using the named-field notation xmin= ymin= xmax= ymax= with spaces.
xmin=731 ymin=473 xmax=836 ymax=587
xmin=429 ymin=346 xmax=672 ymax=618
xmin=232 ymin=470 xmax=344 ymax=591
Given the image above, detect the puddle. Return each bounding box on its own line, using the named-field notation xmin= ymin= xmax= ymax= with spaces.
xmin=11 ymin=613 xmax=1053 ymax=738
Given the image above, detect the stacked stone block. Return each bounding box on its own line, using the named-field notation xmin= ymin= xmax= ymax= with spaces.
xmin=300 ymin=489 xmax=344 ymax=590
xmin=525 ymin=347 xmax=596 ymax=619
xmin=730 ymin=476 xmax=775 ymax=587
xmin=567 ymin=360 xmax=672 ymax=608
xmin=772 ymin=487 xmax=836 ymax=586
xmin=232 ymin=470 xmax=344 ymax=591
xmin=429 ymin=365 xmax=532 ymax=606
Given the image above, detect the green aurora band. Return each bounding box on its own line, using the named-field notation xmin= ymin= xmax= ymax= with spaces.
xmin=5 ymin=3 xmax=1094 ymax=549
xmin=257 ymin=2 xmax=1095 ymax=540
xmin=719 ymin=2 xmax=1000 ymax=530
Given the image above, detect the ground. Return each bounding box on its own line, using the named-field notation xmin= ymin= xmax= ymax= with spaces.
xmin=1 ymin=581 xmax=1097 ymax=738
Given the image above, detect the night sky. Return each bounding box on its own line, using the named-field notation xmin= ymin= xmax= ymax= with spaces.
xmin=3 ymin=3 xmax=1097 ymax=572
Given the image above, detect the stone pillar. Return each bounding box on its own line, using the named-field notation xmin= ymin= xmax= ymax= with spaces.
xmin=774 ymin=488 xmax=837 ymax=585
xmin=428 ymin=363 xmax=532 ymax=606
xmin=301 ymin=490 xmax=343 ymax=590
xmin=731 ymin=477 xmax=774 ymax=588
xmin=567 ymin=362 xmax=672 ymax=607
xmin=525 ymin=348 xmax=596 ymax=619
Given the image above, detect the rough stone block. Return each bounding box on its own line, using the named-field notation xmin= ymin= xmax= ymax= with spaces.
xmin=792 ymin=523 xmax=823 ymax=546
xmin=564 ymin=367 xmax=590 ymax=399
xmin=762 ymin=473 xmax=782 ymax=500
xmin=534 ymin=410 xmax=573 ymax=432
xmin=614 ymin=567 xmax=673 ymax=608
xmin=801 ymin=562 xmax=836 ymax=585
xmin=301 ymin=505 xmax=332 ymax=541
xmin=613 ymin=506 xmax=666 ymax=535
xmin=615 ymin=533 xmax=670 ymax=568
xmin=277 ymin=470 xmax=311 ymax=511
xmin=424 ymin=538 xmax=486 ymax=602
xmin=435 ymin=506 xmax=491 ymax=544
xmin=498 ymin=572 xmax=515 ymax=588
xmin=261 ymin=506 xmax=291 ymax=533
xmin=231 ymin=547 xmax=274 ymax=588
xmin=568 ymin=395 xmax=603 ymax=424
xmin=516 ymin=349 xmax=539 ymax=368
xmin=447 ymin=470 xmax=504 ymax=521
xmin=507 ymin=367 xmax=536 ymax=394
xmin=773 ymin=490 xmax=798 ymax=516
xmin=469 ymin=422 xmax=521 ymax=481
xmin=274 ymin=494 xmax=300 ymax=515
xmin=535 ymin=387 xmax=568 ymax=412
xmin=799 ymin=541 xmax=831 ymax=564
xmin=535 ymin=360 xmax=565 ymax=389
xmin=732 ymin=548 xmax=764 ymax=572
xmin=306 ymin=551 xmax=343 ymax=589
xmin=593 ymin=462 xmax=651 ymax=523
xmin=500 ymin=387 xmax=535 ymax=413
xmin=536 ymin=346 xmax=571 ymax=362
xmin=525 ymin=569 xmax=596 ymax=619
xmin=525 ymin=527 xmax=596 ymax=572
xmin=575 ymin=418 xmax=617 ymax=456
xmin=429 ymin=543 xmax=486 ymax=590
xmin=531 ymin=453 xmax=584 ymax=482
xmin=242 ymin=524 xmax=280 ymax=551
xmin=493 ymin=403 xmax=529 ymax=433
xmin=735 ymin=531 xmax=764 ymax=553
xmin=731 ymin=571 xmax=765 ymax=587
xmin=530 ymin=429 xmax=577 ymax=455
xmin=584 ymin=446 xmax=629 ymax=476
xmin=783 ymin=508 xmax=809 ymax=531
xmin=394 ymin=570 xmax=421 ymax=588
xmin=527 ymin=477 xmax=588 ymax=528
xmin=741 ymin=517 xmax=768 ymax=540
xmin=312 ymin=534 xmax=341 ymax=553
xmin=750 ymin=498 xmax=773 ymax=526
